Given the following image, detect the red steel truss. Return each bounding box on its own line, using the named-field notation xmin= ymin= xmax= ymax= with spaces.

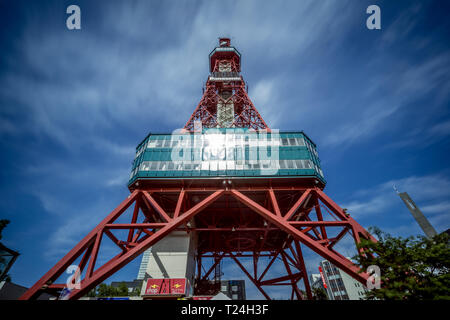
xmin=184 ymin=39 xmax=269 ymax=131
xmin=21 ymin=38 xmax=376 ymax=300
xmin=184 ymin=83 xmax=269 ymax=131
xmin=20 ymin=186 xmax=375 ymax=300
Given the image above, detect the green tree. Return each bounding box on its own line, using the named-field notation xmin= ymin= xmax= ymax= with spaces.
xmin=117 ymin=282 xmax=129 ymax=296
xmin=312 ymin=287 xmax=328 ymax=300
xmin=130 ymin=286 xmax=141 ymax=297
xmin=97 ymin=283 xmax=114 ymax=297
xmin=95 ymin=283 xmax=131 ymax=297
xmin=86 ymin=289 xmax=96 ymax=297
xmin=353 ymin=227 xmax=450 ymax=300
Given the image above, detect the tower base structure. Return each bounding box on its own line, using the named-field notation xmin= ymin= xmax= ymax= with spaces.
xmin=20 ymin=178 xmax=376 ymax=300
xmin=21 ymin=38 xmax=377 ymax=300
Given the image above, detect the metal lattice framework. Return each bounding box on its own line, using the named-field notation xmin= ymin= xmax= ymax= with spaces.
xmin=184 ymin=39 xmax=269 ymax=131
xmin=184 ymin=84 xmax=269 ymax=131
xmin=21 ymin=38 xmax=377 ymax=300
xmin=21 ymin=186 xmax=375 ymax=300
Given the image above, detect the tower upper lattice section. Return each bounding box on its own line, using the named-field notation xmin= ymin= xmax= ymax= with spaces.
xmin=184 ymin=38 xmax=269 ymax=131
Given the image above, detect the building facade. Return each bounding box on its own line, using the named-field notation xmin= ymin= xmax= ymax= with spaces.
xmin=110 ymin=280 xmax=143 ymax=296
xmin=316 ymin=259 xmax=368 ymax=300
xmin=219 ymin=280 xmax=246 ymax=300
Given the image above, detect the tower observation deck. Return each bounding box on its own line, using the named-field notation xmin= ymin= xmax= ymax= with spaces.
xmin=21 ymin=38 xmax=376 ymax=300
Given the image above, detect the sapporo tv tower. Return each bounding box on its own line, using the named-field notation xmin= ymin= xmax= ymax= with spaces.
xmin=21 ymin=38 xmax=376 ymax=300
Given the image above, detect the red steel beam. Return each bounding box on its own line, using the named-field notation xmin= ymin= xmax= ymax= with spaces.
xmin=228 ymin=252 xmax=271 ymax=300
xmin=230 ymin=189 xmax=371 ymax=285
xmin=127 ymin=198 xmax=140 ymax=243
xmin=104 ymin=229 xmax=127 ymax=253
xmin=142 ymin=191 xmax=172 ymax=222
xmin=283 ymin=189 xmax=311 ymax=221
xmin=259 ymin=271 xmax=303 ymax=286
xmin=20 ymin=190 xmax=140 ymax=300
xmin=280 ymin=252 xmax=303 ymax=300
xmin=174 ymin=190 xmax=185 ymax=219
xmin=105 ymin=223 xmax=167 ymax=229
xmin=140 ymin=187 xmax=310 ymax=193
xmin=268 ymin=189 xmax=281 ymax=217
xmin=201 ymin=252 xmax=225 ymax=281
xmin=85 ymin=231 xmax=103 ymax=279
xmin=289 ymin=221 xmax=350 ymax=227
xmin=294 ymin=240 xmax=312 ymax=299
xmin=65 ymin=189 xmax=224 ymax=299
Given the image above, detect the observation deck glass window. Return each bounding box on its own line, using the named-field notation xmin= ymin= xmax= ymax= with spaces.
xmin=296 ymin=137 xmax=305 ymax=146
xmin=210 ymin=161 xmax=218 ymax=171
xmin=287 ymin=160 xmax=295 ymax=169
xmin=184 ymin=163 xmax=192 ymax=170
xmin=261 ymin=160 xmax=270 ymax=169
xmin=163 ymin=139 xmax=171 ymax=148
xmin=158 ymin=162 xmax=166 ymax=170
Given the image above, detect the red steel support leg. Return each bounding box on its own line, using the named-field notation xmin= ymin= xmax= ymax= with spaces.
xmin=20 ymin=190 xmax=141 ymax=300
xmin=294 ymin=240 xmax=312 ymax=300
xmin=21 ymin=189 xmax=224 ymax=300
xmin=280 ymin=252 xmax=303 ymax=300
xmin=230 ymin=189 xmax=372 ymax=285
xmin=229 ymin=252 xmax=271 ymax=300
xmin=200 ymin=253 xmax=225 ymax=281
xmin=22 ymin=185 xmax=375 ymax=300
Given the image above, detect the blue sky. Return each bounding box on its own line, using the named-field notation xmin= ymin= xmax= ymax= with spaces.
xmin=0 ymin=0 xmax=449 ymax=299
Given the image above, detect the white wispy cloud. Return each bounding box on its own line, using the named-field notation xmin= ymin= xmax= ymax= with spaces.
xmin=340 ymin=173 xmax=450 ymax=235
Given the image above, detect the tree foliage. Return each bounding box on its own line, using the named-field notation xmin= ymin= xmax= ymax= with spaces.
xmin=353 ymin=227 xmax=450 ymax=300
xmin=90 ymin=282 xmax=136 ymax=297
xmin=312 ymin=286 xmax=328 ymax=300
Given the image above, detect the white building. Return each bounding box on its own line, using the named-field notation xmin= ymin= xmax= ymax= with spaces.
xmin=314 ymin=259 xmax=368 ymax=300
xmin=137 ymin=230 xmax=197 ymax=297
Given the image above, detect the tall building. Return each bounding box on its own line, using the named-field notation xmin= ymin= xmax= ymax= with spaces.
xmin=219 ymin=280 xmax=246 ymax=300
xmin=397 ymin=191 xmax=438 ymax=239
xmin=309 ymin=273 xmax=322 ymax=290
xmin=110 ymin=279 xmax=143 ymax=295
xmin=317 ymin=259 xmax=368 ymax=300
xmin=137 ymin=230 xmax=197 ymax=297
xmin=137 ymin=249 xmax=151 ymax=280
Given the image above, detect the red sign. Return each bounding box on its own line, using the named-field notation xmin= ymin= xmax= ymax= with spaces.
xmin=144 ymin=278 xmax=187 ymax=296
xmin=318 ymin=266 xmax=327 ymax=289
xmin=192 ymin=296 xmax=213 ymax=300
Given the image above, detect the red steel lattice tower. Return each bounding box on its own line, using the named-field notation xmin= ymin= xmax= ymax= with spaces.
xmin=20 ymin=38 xmax=376 ymax=300
xmin=184 ymin=38 xmax=269 ymax=131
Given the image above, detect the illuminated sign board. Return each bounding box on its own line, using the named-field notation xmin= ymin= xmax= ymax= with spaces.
xmin=318 ymin=266 xmax=327 ymax=289
xmin=144 ymin=278 xmax=187 ymax=296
